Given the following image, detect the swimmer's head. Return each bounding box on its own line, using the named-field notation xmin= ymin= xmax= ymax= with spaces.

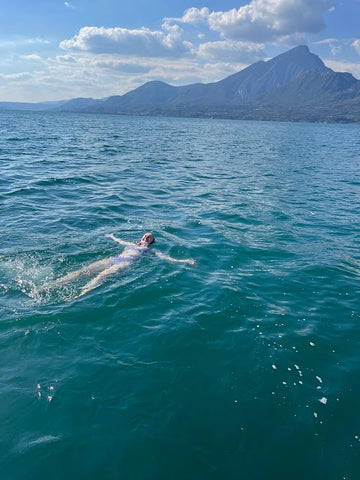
xmin=139 ymin=232 xmax=155 ymax=246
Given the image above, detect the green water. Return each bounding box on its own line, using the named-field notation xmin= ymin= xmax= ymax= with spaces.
xmin=0 ymin=111 xmax=359 ymax=479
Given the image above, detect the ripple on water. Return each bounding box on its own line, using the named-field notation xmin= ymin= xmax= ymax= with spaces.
xmin=0 ymin=113 xmax=359 ymax=479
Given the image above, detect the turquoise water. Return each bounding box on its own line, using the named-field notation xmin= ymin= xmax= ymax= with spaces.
xmin=0 ymin=111 xmax=359 ymax=479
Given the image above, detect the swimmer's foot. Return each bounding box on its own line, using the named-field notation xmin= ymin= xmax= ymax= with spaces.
xmin=68 ymin=284 xmax=100 ymax=301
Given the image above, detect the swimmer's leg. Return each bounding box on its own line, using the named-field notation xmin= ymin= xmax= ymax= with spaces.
xmin=75 ymin=262 xmax=130 ymax=298
xmin=56 ymin=258 xmax=112 ymax=285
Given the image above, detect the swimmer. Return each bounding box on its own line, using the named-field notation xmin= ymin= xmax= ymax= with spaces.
xmin=57 ymin=232 xmax=195 ymax=298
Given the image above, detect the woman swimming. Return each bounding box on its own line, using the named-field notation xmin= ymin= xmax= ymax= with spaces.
xmin=57 ymin=232 xmax=195 ymax=298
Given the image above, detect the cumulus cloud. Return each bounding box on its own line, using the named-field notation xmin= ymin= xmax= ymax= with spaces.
xmin=60 ymin=24 xmax=191 ymax=57
xmin=176 ymin=7 xmax=210 ymax=25
xmin=175 ymin=0 xmax=333 ymax=43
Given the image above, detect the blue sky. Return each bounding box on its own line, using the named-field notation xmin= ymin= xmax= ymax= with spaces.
xmin=1 ymin=0 xmax=360 ymax=102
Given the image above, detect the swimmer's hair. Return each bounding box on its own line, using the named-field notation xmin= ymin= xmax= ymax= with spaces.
xmin=138 ymin=232 xmax=155 ymax=245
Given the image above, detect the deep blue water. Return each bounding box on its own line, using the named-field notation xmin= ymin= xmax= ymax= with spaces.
xmin=0 ymin=111 xmax=359 ymax=479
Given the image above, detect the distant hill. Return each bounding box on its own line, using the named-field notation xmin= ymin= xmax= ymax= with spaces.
xmin=0 ymin=100 xmax=66 ymax=111
xmin=2 ymin=46 xmax=360 ymax=122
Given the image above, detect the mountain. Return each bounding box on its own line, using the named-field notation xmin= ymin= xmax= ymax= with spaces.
xmin=57 ymin=45 xmax=360 ymax=122
xmin=0 ymin=100 xmax=67 ymax=111
xmin=2 ymin=46 xmax=360 ymax=122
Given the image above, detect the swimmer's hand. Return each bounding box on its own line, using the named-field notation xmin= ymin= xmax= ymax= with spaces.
xmin=154 ymin=250 xmax=196 ymax=266
xmin=176 ymin=258 xmax=197 ymax=266
xmin=186 ymin=259 xmax=197 ymax=266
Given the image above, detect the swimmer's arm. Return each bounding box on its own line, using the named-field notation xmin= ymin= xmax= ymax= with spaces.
xmin=153 ymin=250 xmax=196 ymax=265
xmin=106 ymin=233 xmax=133 ymax=246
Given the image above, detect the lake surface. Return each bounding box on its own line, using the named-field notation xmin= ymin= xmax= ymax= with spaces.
xmin=0 ymin=111 xmax=359 ymax=479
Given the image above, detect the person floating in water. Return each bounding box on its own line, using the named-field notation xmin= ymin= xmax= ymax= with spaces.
xmin=57 ymin=232 xmax=195 ymax=298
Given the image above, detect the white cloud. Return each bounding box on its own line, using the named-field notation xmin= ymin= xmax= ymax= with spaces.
xmin=24 ymin=37 xmax=51 ymax=46
xmin=324 ymin=58 xmax=360 ymax=79
xmin=196 ymin=40 xmax=265 ymax=63
xmin=56 ymin=53 xmax=151 ymax=74
xmin=94 ymin=60 xmax=150 ymax=74
xmin=352 ymin=39 xmax=360 ymax=56
xmin=55 ymin=54 xmax=77 ymax=63
xmin=60 ymin=25 xmax=191 ymax=58
xmin=0 ymin=36 xmax=50 ymax=51
xmin=21 ymin=54 xmax=44 ymax=62
xmin=175 ymin=0 xmax=333 ymax=44
xmin=0 ymin=72 xmax=33 ymax=81
xmin=313 ymin=38 xmax=342 ymax=55
xmin=175 ymin=7 xmax=211 ymax=25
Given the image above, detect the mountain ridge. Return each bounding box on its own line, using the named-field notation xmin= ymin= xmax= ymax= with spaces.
xmin=57 ymin=45 xmax=360 ymax=122
xmin=2 ymin=46 xmax=360 ymax=123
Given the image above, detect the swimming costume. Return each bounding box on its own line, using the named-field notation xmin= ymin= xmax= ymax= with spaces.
xmin=111 ymin=256 xmax=131 ymax=265
xmin=111 ymin=245 xmax=149 ymax=265
xmin=124 ymin=245 xmax=149 ymax=253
